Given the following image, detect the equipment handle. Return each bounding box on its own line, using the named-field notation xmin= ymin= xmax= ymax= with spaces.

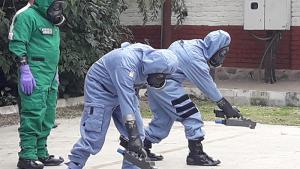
xmin=215 ymin=119 xmax=225 ymax=124
xmin=117 ymin=148 xmax=125 ymax=155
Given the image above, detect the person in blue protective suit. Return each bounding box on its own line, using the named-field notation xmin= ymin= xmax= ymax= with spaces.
xmin=143 ymin=30 xmax=241 ymax=166
xmin=66 ymin=42 xmax=178 ymax=169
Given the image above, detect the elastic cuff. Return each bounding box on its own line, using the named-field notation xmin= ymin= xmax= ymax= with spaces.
xmin=68 ymin=154 xmax=88 ymax=168
xmin=144 ymin=138 xmax=152 ymax=149
xmin=216 ymin=97 xmax=227 ymax=108
xmin=66 ymin=161 xmax=83 ymax=169
xmin=18 ymin=56 xmax=28 ymax=66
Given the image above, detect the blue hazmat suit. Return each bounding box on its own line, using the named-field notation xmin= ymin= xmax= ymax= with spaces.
xmin=67 ymin=42 xmax=178 ymax=169
xmin=145 ymin=30 xmax=231 ymax=143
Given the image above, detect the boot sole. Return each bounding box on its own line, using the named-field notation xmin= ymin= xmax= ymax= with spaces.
xmin=17 ymin=162 xmax=44 ymax=169
xmin=43 ymin=161 xmax=64 ymax=166
xmin=17 ymin=165 xmax=44 ymax=169
xmin=186 ymin=158 xmax=221 ymax=166
xmin=149 ymin=157 xmax=164 ymax=161
xmin=187 ymin=162 xmax=220 ymax=166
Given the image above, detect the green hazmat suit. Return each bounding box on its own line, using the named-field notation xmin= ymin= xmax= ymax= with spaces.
xmin=9 ymin=0 xmax=60 ymax=160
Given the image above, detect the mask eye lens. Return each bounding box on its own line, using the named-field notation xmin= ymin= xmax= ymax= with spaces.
xmin=156 ymin=74 xmax=165 ymax=80
xmin=209 ymin=46 xmax=229 ymax=67
xmin=53 ymin=5 xmax=60 ymax=10
xmin=219 ymin=47 xmax=229 ymax=57
xmin=51 ymin=1 xmax=65 ymax=10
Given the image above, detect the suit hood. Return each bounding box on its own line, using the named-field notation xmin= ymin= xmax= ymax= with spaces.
xmin=32 ymin=0 xmax=54 ymax=16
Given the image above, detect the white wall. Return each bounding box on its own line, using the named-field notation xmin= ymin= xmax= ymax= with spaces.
xmin=120 ymin=0 xmax=300 ymax=26
xmin=171 ymin=0 xmax=243 ymax=26
xmin=292 ymin=0 xmax=300 ymax=26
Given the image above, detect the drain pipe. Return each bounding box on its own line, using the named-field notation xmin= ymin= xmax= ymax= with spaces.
xmin=161 ymin=0 xmax=172 ymax=49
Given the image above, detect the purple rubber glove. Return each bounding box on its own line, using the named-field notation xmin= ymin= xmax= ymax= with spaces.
xmin=20 ymin=64 xmax=36 ymax=95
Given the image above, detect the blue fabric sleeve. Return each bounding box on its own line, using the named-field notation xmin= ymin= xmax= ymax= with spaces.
xmin=109 ymin=66 xmax=140 ymax=122
xmin=183 ymin=58 xmax=223 ymax=102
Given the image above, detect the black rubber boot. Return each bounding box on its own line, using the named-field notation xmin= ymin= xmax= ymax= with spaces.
xmin=144 ymin=138 xmax=164 ymax=161
xmin=186 ymin=139 xmax=221 ymax=166
xmin=17 ymin=158 xmax=44 ymax=169
xmin=39 ymin=155 xmax=64 ymax=166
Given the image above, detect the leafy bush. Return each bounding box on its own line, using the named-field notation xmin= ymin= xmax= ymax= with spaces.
xmin=0 ymin=0 xmax=187 ymax=106
xmin=136 ymin=0 xmax=187 ymax=25
xmin=0 ymin=0 xmax=133 ymax=102
xmin=58 ymin=0 xmax=133 ymax=97
xmin=0 ymin=2 xmax=19 ymax=106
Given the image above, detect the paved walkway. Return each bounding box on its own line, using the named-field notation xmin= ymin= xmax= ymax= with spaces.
xmin=1 ymin=118 xmax=300 ymax=169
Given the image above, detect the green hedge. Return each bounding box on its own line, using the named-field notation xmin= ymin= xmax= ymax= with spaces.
xmin=0 ymin=0 xmax=187 ymax=106
xmin=58 ymin=0 xmax=133 ymax=97
xmin=0 ymin=0 xmax=132 ymax=106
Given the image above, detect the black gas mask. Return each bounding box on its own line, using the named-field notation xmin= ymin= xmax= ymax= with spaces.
xmin=46 ymin=0 xmax=65 ymax=26
xmin=147 ymin=73 xmax=167 ymax=89
xmin=209 ymin=46 xmax=229 ymax=67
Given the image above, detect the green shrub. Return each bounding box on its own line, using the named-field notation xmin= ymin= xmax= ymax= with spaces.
xmin=58 ymin=0 xmax=133 ymax=97
xmin=0 ymin=0 xmax=133 ymax=102
xmin=0 ymin=0 xmax=187 ymax=105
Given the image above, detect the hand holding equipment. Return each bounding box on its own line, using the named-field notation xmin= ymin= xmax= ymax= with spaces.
xmin=217 ymin=98 xmax=241 ymax=118
xmin=214 ymin=108 xmax=257 ymax=129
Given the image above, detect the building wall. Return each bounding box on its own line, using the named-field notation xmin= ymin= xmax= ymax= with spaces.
xmin=120 ymin=0 xmax=300 ymax=69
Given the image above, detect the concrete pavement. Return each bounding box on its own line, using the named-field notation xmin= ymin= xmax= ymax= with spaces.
xmin=1 ymin=118 xmax=300 ymax=169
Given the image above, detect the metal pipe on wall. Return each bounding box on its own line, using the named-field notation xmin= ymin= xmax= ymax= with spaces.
xmin=161 ymin=0 xmax=172 ymax=49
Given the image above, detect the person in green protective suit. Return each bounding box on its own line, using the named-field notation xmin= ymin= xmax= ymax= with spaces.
xmin=8 ymin=0 xmax=66 ymax=169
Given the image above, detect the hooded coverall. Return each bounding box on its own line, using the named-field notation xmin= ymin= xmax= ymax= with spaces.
xmin=9 ymin=0 xmax=60 ymax=160
xmin=145 ymin=30 xmax=231 ymax=143
xmin=67 ymin=43 xmax=178 ymax=169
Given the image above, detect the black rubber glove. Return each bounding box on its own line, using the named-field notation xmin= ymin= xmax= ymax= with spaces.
xmin=217 ymin=98 xmax=241 ymax=118
xmin=125 ymin=114 xmax=143 ymax=153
